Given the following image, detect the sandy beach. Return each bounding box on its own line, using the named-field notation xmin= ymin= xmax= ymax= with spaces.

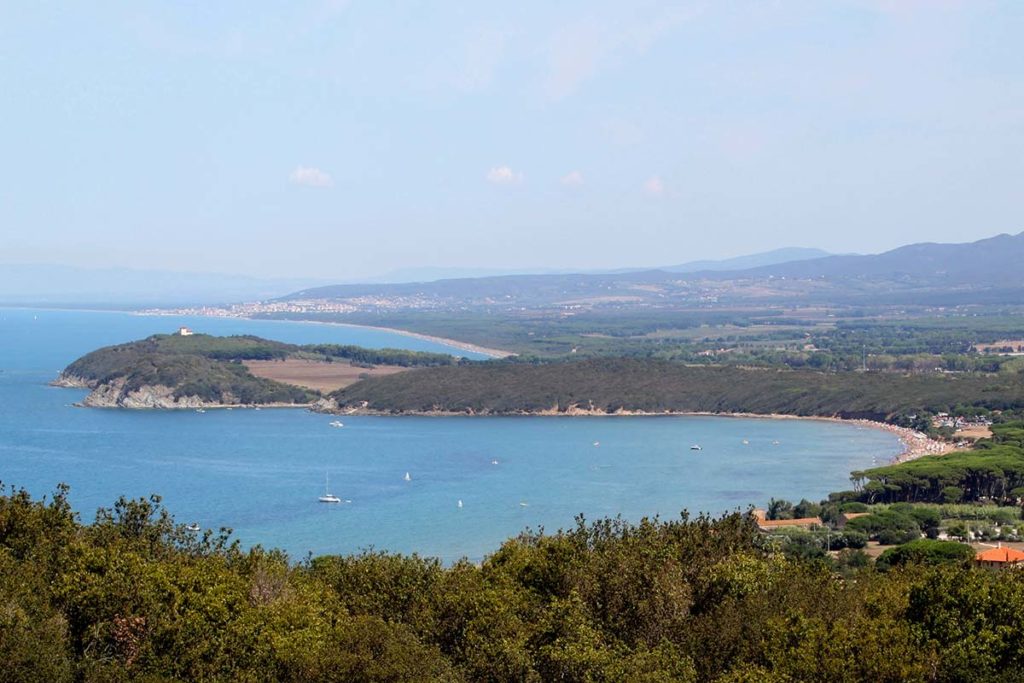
xmin=134 ymin=309 xmax=514 ymax=359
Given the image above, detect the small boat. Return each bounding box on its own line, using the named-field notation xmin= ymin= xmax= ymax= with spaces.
xmin=690 ymin=444 xmax=702 ymax=451
xmin=491 ymin=459 xmax=499 ymax=465
xmin=772 ymin=440 xmax=780 ymax=446
xmin=195 ymin=408 xmax=206 ymax=414
xmin=519 ymin=501 xmax=529 ymax=507
xmin=457 ymin=499 xmax=463 ymax=508
xmin=318 ymin=473 xmax=342 ymax=504
xmin=185 ymin=523 xmax=200 ymax=532
xmin=404 ymin=472 xmax=411 ymax=482
xmin=593 ymin=441 xmax=600 ymax=447
xmin=742 ymin=439 xmax=749 ymax=445
xmin=329 ymin=420 xmax=344 ymax=428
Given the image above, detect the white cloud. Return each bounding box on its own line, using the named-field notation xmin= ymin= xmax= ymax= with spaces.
xmin=560 ymin=170 xmax=585 ymax=186
xmin=486 ymin=165 xmax=523 ymax=184
xmin=289 ymin=166 xmax=333 ymax=188
xmin=644 ymin=175 xmax=664 ymax=196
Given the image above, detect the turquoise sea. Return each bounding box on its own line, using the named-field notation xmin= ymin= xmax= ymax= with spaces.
xmin=0 ymin=307 xmax=901 ymax=562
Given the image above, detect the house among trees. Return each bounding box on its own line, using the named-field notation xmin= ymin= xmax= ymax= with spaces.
xmin=975 ymin=544 xmax=1024 ymax=569
xmin=177 ymin=327 xmax=194 ymax=336
xmin=752 ymin=509 xmax=823 ymax=531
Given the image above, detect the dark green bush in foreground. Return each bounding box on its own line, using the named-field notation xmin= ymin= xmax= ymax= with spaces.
xmin=4 ymin=484 xmax=1024 ymax=682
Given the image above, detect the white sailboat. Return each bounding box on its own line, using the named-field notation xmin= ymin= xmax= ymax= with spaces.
xmin=404 ymin=471 xmax=411 ymax=481
xmin=318 ymin=472 xmax=342 ymax=503
xmin=329 ymin=420 xmax=344 ymax=428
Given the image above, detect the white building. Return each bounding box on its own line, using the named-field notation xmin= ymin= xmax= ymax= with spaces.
xmin=177 ymin=327 xmax=194 ymax=336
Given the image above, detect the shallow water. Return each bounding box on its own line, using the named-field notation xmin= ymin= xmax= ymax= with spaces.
xmin=0 ymin=307 xmax=900 ymax=561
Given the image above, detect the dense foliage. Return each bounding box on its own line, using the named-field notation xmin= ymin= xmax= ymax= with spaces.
xmin=331 ymin=358 xmax=1024 ymax=420
xmin=4 ymin=485 xmax=1024 ymax=682
xmin=64 ymin=334 xmax=299 ymax=386
xmin=851 ymin=424 xmax=1024 ymax=505
xmin=304 ymin=344 xmax=458 ymax=367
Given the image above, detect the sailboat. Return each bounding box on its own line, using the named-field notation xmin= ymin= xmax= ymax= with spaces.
xmin=404 ymin=472 xmax=411 ymax=482
xmin=318 ymin=473 xmax=342 ymax=503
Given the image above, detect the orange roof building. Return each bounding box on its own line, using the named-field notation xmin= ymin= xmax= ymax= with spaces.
xmin=752 ymin=509 xmax=823 ymax=531
xmin=975 ymin=545 xmax=1024 ymax=568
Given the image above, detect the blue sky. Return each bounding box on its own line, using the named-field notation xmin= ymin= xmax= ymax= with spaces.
xmin=1 ymin=1 xmax=1021 ymax=279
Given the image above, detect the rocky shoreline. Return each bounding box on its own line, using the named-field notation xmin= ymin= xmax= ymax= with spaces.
xmin=52 ymin=373 xmax=313 ymax=410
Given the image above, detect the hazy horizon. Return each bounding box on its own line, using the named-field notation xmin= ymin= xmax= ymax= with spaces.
xmin=3 ymin=2 xmax=1022 ymax=280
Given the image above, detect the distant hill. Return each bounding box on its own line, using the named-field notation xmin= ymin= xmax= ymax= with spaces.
xmin=660 ymin=247 xmax=830 ymax=273
xmin=719 ymin=232 xmax=1024 ymax=286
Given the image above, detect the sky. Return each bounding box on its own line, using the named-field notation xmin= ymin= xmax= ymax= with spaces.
xmin=1 ymin=1 xmax=1022 ymax=280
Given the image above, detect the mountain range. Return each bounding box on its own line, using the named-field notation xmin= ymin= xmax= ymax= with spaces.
xmin=282 ymin=232 xmax=1024 ymax=309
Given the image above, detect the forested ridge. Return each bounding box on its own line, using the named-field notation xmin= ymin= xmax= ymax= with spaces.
xmin=330 ymin=358 xmax=1024 ymax=421
xmin=59 ymin=334 xmax=457 ymax=406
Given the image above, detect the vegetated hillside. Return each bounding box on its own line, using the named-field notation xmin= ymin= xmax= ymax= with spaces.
xmin=59 ymin=334 xmax=459 ymax=407
xmin=62 ymin=335 xmax=316 ymax=406
xmin=331 ymin=358 xmax=1024 ymax=418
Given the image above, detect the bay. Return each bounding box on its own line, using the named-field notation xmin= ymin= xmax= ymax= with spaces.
xmin=0 ymin=307 xmax=901 ymax=562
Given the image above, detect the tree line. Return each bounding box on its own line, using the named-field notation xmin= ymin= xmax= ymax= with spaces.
xmin=5 ymin=483 xmax=1024 ymax=682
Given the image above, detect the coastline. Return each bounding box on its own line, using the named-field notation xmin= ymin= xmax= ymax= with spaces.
xmin=133 ymin=309 xmax=514 ymax=359
xmin=3 ymin=305 xmax=514 ymax=359
xmin=58 ymin=372 xmax=945 ymax=464
xmin=315 ymin=401 xmax=948 ymax=464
